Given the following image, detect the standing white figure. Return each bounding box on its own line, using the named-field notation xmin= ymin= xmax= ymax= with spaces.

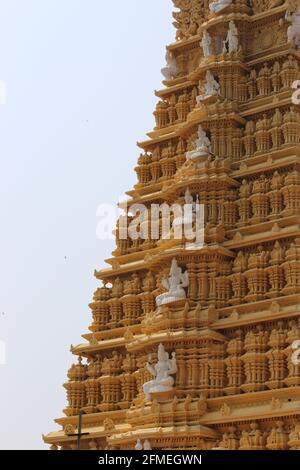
xmin=197 ymin=71 xmax=220 ymax=104
xmin=156 ymin=258 xmax=189 ymax=307
xmin=135 ymin=439 xmax=152 ymax=450
xmin=135 ymin=439 xmax=143 ymax=450
xmin=173 ymin=188 xmax=198 ymax=229
xmin=161 ymin=50 xmax=178 ymax=80
xmin=200 ymin=30 xmax=213 ymax=58
xmin=186 ymin=125 xmax=212 ymax=161
xmin=223 ymin=21 xmax=239 ymax=53
xmin=144 ymin=440 xmax=152 ymax=451
xmin=143 ymin=344 xmax=177 ymax=400
xmin=209 ymin=0 xmax=232 ymax=13
xmin=286 ymin=6 xmax=300 ymax=49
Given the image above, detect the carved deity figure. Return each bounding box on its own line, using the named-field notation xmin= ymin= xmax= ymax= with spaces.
xmin=143 ymin=344 xmax=177 ymax=400
xmin=156 ymin=258 xmax=189 ymax=307
xmin=223 ymin=21 xmax=239 ymax=53
xmin=286 ymin=4 xmax=300 ymax=48
xmin=161 ymin=50 xmax=178 ymax=80
xmin=209 ymin=0 xmax=232 ymax=13
xmin=173 ymin=188 xmax=199 ymax=229
xmin=186 ymin=125 xmax=212 ymax=161
xmin=200 ymin=30 xmax=213 ymax=58
xmin=197 ymin=71 xmax=220 ymax=104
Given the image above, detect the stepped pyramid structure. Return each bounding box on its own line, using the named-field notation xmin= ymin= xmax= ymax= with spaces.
xmin=44 ymin=0 xmax=300 ymax=450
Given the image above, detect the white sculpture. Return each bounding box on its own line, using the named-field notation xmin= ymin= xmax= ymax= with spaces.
xmin=209 ymin=0 xmax=232 ymax=13
xmin=155 ymin=258 xmax=189 ymax=307
xmin=161 ymin=50 xmax=178 ymax=80
xmin=196 ymin=71 xmax=220 ymax=104
xmin=186 ymin=125 xmax=212 ymax=161
xmin=143 ymin=344 xmax=177 ymax=400
xmin=135 ymin=439 xmax=152 ymax=451
xmin=286 ymin=6 xmax=300 ymax=49
xmin=223 ymin=21 xmax=239 ymax=53
xmin=144 ymin=440 xmax=152 ymax=450
xmin=173 ymin=188 xmax=199 ymax=229
xmin=200 ymin=30 xmax=213 ymax=58
xmin=135 ymin=439 xmax=143 ymax=450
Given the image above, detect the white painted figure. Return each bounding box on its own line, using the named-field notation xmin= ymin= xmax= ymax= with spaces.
xmin=209 ymin=0 xmax=232 ymax=13
xmin=200 ymin=30 xmax=213 ymax=58
xmin=186 ymin=125 xmax=212 ymax=161
xmin=196 ymin=70 xmax=220 ymax=104
xmin=156 ymin=258 xmax=189 ymax=307
xmin=286 ymin=6 xmax=300 ymax=49
xmin=223 ymin=21 xmax=239 ymax=53
xmin=161 ymin=50 xmax=178 ymax=80
xmin=135 ymin=439 xmax=143 ymax=450
xmin=143 ymin=344 xmax=177 ymax=400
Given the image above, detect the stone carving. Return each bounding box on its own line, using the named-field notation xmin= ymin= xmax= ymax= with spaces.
xmin=209 ymin=0 xmax=232 ymax=14
xmin=156 ymin=259 xmax=189 ymax=307
xmin=223 ymin=21 xmax=239 ymax=53
xmin=200 ymin=30 xmax=213 ymax=58
xmin=286 ymin=5 xmax=300 ymax=48
xmin=143 ymin=344 xmax=177 ymax=400
xmin=161 ymin=51 xmax=178 ymax=80
xmin=186 ymin=125 xmax=212 ymax=161
xmin=135 ymin=439 xmax=152 ymax=450
xmin=197 ymin=71 xmax=220 ymax=104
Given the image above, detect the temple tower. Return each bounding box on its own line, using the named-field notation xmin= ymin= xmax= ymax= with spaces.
xmin=44 ymin=0 xmax=300 ymax=451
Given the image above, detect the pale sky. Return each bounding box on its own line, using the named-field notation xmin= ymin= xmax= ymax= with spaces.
xmin=0 ymin=0 xmax=174 ymax=449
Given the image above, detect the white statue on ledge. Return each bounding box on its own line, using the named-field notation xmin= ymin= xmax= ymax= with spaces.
xmin=186 ymin=125 xmax=212 ymax=161
xmin=173 ymin=188 xmax=199 ymax=228
xmin=200 ymin=30 xmax=213 ymax=58
xmin=155 ymin=258 xmax=189 ymax=307
xmin=286 ymin=6 xmax=300 ymax=49
xmin=209 ymin=0 xmax=232 ymax=13
xmin=143 ymin=344 xmax=177 ymax=400
xmin=197 ymin=70 xmax=220 ymax=105
xmin=161 ymin=50 xmax=178 ymax=80
xmin=223 ymin=21 xmax=239 ymax=53
xmin=135 ymin=439 xmax=152 ymax=450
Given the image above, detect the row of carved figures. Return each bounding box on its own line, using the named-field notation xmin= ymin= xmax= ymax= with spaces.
xmin=215 ymin=422 xmax=300 ymax=450
xmin=172 ymin=1 xmax=281 ymax=42
xmin=156 ymin=56 xmax=300 ymax=129
xmin=136 ymin=111 xmax=300 ymax=186
xmin=133 ymin=168 xmax=300 ymax=233
xmin=64 ymin=319 xmax=300 ymax=415
xmin=48 ymin=421 xmax=300 ymax=450
xmin=92 ymin=240 xmax=300 ymax=328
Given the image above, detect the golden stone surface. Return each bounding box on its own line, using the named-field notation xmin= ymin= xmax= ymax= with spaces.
xmin=44 ymin=0 xmax=300 ymax=451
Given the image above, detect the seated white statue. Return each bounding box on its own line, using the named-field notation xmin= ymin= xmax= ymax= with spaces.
xmin=161 ymin=51 xmax=178 ymax=80
xmin=196 ymin=71 xmax=220 ymax=105
xmin=186 ymin=125 xmax=212 ymax=161
xmin=143 ymin=344 xmax=177 ymax=400
xmin=223 ymin=21 xmax=239 ymax=53
xmin=286 ymin=7 xmax=300 ymax=49
xmin=209 ymin=0 xmax=232 ymax=13
xmin=156 ymin=258 xmax=189 ymax=307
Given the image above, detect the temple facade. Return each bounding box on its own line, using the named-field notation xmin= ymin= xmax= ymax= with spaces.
xmin=44 ymin=0 xmax=300 ymax=451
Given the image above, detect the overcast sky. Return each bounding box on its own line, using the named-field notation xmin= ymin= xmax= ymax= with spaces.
xmin=0 ymin=0 xmax=174 ymax=449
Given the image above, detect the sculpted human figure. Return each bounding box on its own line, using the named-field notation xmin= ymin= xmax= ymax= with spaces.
xmin=209 ymin=0 xmax=232 ymax=13
xmin=200 ymin=30 xmax=213 ymax=58
xmin=143 ymin=344 xmax=177 ymax=400
xmin=156 ymin=258 xmax=189 ymax=307
xmin=223 ymin=21 xmax=239 ymax=53
xmin=197 ymin=71 xmax=220 ymax=104
xmin=286 ymin=4 xmax=300 ymax=48
xmin=161 ymin=50 xmax=178 ymax=80
xmin=186 ymin=125 xmax=212 ymax=161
